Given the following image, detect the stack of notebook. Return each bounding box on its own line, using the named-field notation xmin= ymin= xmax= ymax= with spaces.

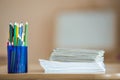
xmin=39 ymin=48 xmax=105 ymax=73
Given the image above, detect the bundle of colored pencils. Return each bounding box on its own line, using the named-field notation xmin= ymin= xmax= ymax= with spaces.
xmin=8 ymin=22 xmax=28 ymax=46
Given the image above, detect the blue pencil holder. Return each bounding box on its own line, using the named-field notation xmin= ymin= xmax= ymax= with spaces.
xmin=7 ymin=46 xmax=28 ymax=73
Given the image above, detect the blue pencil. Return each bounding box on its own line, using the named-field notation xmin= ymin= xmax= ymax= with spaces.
xmin=19 ymin=22 xmax=23 ymax=46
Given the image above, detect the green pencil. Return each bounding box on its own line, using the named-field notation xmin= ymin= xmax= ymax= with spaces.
xmin=9 ymin=23 xmax=14 ymax=44
xmin=13 ymin=22 xmax=17 ymax=46
xmin=24 ymin=22 xmax=28 ymax=46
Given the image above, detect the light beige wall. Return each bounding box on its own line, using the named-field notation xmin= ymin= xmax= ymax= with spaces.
xmin=0 ymin=0 xmax=120 ymax=65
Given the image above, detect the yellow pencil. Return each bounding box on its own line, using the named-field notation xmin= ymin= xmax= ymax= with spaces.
xmin=16 ymin=23 xmax=19 ymax=45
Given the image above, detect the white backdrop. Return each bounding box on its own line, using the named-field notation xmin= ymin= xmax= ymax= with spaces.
xmin=55 ymin=10 xmax=116 ymax=49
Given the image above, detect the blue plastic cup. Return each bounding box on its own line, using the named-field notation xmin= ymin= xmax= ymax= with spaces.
xmin=7 ymin=46 xmax=28 ymax=73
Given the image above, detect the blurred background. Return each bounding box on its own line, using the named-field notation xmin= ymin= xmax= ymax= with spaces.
xmin=0 ymin=0 xmax=120 ymax=65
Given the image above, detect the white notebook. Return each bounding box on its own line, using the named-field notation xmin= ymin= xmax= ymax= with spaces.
xmin=39 ymin=59 xmax=105 ymax=74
